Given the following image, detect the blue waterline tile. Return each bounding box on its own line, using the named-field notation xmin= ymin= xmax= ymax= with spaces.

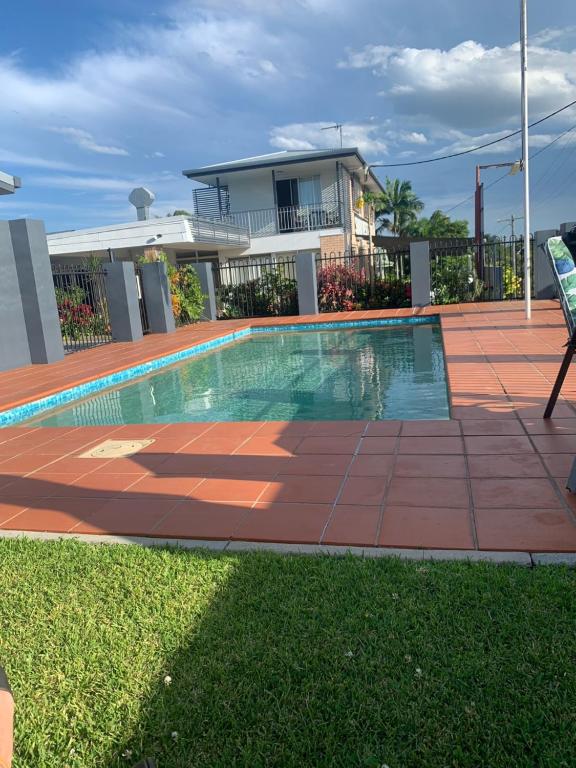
xmin=0 ymin=316 xmax=439 ymax=427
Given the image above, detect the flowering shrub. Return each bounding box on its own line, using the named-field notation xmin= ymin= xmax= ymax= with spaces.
xmin=55 ymin=287 xmax=109 ymax=340
xmin=169 ymin=264 xmax=204 ymax=325
xmin=317 ymin=264 xmax=368 ymax=312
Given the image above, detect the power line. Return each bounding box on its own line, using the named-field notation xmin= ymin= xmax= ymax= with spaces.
xmin=443 ymin=122 xmax=576 ymax=215
xmin=370 ymin=98 xmax=576 ymax=168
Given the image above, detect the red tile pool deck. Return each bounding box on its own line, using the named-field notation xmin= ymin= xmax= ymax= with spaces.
xmin=2 ymin=300 xmax=576 ymax=554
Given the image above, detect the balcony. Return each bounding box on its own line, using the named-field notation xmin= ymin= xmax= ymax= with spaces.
xmin=225 ymin=203 xmax=341 ymax=239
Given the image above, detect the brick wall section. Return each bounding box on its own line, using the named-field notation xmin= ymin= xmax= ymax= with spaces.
xmin=320 ymin=234 xmax=347 ymax=255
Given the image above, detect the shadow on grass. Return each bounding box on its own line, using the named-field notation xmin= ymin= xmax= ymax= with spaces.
xmin=100 ymin=549 xmax=576 ymax=768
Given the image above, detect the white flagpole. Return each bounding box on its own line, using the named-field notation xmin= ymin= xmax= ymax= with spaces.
xmin=520 ymin=0 xmax=531 ymax=319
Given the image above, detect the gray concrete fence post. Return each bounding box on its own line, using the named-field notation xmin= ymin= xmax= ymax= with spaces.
xmin=0 ymin=221 xmax=31 ymax=372
xmin=190 ymin=262 xmax=217 ymax=321
xmin=534 ymin=229 xmax=559 ymax=299
xmin=140 ymin=261 xmax=176 ymax=334
xmin=295 ymin=252 xmax=319 ymax=315
xmin=104 ymin=262 xmax=143 ymax=342
xmin=9 ymin=219 xmax=64 ymax=364
xmin=409 ymin=241 xmax=431 ymax=307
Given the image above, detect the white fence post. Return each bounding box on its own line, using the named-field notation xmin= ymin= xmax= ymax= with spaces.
xmin=295 ymin=252 xmax=319 ymax=315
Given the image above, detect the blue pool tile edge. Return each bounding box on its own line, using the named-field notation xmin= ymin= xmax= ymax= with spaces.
xmin=0 ymin=315 xmax=439 ymax=427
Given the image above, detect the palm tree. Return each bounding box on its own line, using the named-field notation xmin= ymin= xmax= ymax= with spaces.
xmin=370 ymin=178 xmax=424 ymax=237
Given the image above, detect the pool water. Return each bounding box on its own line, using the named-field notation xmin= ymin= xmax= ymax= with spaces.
xmin=30 ymin=325 xmax=450 ymax=425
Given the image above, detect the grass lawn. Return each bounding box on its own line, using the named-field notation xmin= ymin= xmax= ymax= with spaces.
xmin=1 ymin=539 xmax=576 ymax=767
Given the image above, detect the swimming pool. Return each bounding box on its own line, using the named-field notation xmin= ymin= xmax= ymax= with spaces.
xmin=23 ymin=320 xmax=450 ymax=425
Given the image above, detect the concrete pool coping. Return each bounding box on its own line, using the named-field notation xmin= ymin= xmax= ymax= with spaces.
xmin=1 ymin=300 xmax=576 ymax=555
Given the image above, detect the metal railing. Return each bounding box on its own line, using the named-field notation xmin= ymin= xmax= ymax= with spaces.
xmin=185 ymin=215 xmax=250 ymax=246
xmin=52 ymin=262 xmax=112 ymax=353
xmin=429 ymin=237 xmax=534 ymax=304
xmin=213 ymin=257 xmax=299 ymax=319
xmin=316 ymin=250 xmax=411 ymax=312
xmin=224 ymin=203 xmax=341 ymax=238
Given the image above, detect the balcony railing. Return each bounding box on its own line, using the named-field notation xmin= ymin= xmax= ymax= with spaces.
xmin=185 ymin=215 xmax=250 ymax=247
xmin=223 ymin=203 xmax=341 ymax=238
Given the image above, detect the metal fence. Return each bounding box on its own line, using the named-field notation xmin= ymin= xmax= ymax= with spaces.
xmin=429 ymin=237 xmax=534 ymax=304
xmin=134 ymin=266 xmax=150 ymax=333
xmin=52 ymin=263 xmax=112 ymax=352
xmin=316 ymin=250 xmax=411 ymax=312
xmin=212 ymin=257 xmax=299 ymax=319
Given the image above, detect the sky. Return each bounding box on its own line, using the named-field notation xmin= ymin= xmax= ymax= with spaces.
xmin=1 ymin=0 xmax=575 ymax=236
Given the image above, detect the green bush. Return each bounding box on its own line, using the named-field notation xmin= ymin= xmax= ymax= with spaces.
xmin=431 ymin=254 xmax=483 ymax=304
xmin=55 ymin=286 xmax=110 ymax=340
xmin=169 ymin=264 xmax=205 ymax=325
xmin=216 ymin=270 xmax=298 ymax=319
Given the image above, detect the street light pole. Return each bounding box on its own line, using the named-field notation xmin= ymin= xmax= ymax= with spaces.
xmin=520 ymin=0 xmax=531 ymax=319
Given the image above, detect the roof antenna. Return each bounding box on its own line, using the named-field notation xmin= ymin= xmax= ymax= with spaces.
xmin=321 ymin=124 xmax=343 ymax=148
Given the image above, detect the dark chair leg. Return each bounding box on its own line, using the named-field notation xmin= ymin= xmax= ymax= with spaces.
xmin=544 ymin=343 xmax=576 ymax=418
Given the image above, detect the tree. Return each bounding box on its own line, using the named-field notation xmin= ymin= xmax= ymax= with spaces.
xmin=406 ymin=210 xmax=469 ymax=238
xmin=367 ymin=178 xmax=424 ymax=237
xmin=170 ymin=209 xmax=192 ymax=216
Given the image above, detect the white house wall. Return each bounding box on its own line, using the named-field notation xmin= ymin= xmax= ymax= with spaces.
xmin=227 ymin=170 xmax=275 ymax=213
xmin=238 ymin=227 xmax=343 ymax=257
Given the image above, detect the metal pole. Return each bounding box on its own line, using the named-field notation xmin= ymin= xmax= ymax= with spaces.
xmin=520 ymin=0 xmax=531 ymax=318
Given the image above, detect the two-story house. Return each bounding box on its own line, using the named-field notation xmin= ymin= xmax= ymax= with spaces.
xmin=47 ymin=147 xmax=383 ymax=266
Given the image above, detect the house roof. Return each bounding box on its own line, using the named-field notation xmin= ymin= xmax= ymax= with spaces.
xmin=182 ymin=148 xmax=385 ymax=194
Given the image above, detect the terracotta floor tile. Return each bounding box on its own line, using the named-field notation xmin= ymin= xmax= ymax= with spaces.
xmin=1 ymin=499 xmax=108 ymax=532
xmin=387 ymin=477 xmax=470 ymax=508
xmin=467 ymin=454 xmax=547 ymax=478
xmin=338 ymin=475 xmax=387 ymax=506
xmin=256 ymin=422 xmax=314 ymax=437
xmin=364 ymin=421 xmax=402 ymax=437
xmin=233 ymin=502 xmax=331 ymax=544
xmin=475 ymin=507 xmax=576 ymax=551
xmin=123 ymin=475 xmax=205 ymax=499
xmin=379 ymin=506 xmax=474 ymax=549
xmin=54 ymin=473 xmax=148 ymax=498
xmin=471 ymin=478 xmax=561 ymax=509
xmin=152 ymin=501 xmax=249 ymax=539
xmin=155 ymin=454 xmax=227 ymax=475
xmin=394 ymin=454 xmax=467 ymax=478
xmin=0 ymin=499 xmax=34 ymax=525
xmin=217 ymin=455 xmax=285 ymax=477
xmin=153 ymin=424 xmax=214 ymax=440
xmin=451 ymin=405 xmax=517 ymax=420
xmin=532 ymin=434 xmax=576 ymax=454
xmin=0 ymin=455 xmax=58 ymax=474
xmin=205 ymin=422 xmax=262 ymax=439
xmin=235 ymin=436 xmax=302 ymax=456
xmin=170 ymin=437 xmax=246 ymax=455
xmin=460 ymin=419 xmax=526 ymax=436
xmin=398 ymin=436 xmax=464 ymax=455
xmin=190 ymin=478 xmax=270 ymax=503
xmin=322 ymin=505 xmax=380 ymax=546
xmin=521 ymin=418 xmax=576 ymax=435
xmin=513 ymin=402 xmax=576 ymax=419
xmin=295 ymin=436 xmax=359 ymax=455
xmin=73 ymin=498 xmax=178 ymax=535
xmin=539 ymin=453 xmax=574 ymax=479
xmin=348 ymin=454 xmax=395 ymax=477
xmin=401 ymin=420 xmax=461 ymax=437
xmin=36 ymin=456 xmax=111 ymax=474
xmin=280 ymin=455 xmax=351 ymax=476
xmin=308 ymin=421 xmax=368 ymax=436
xmin=464 ymin=435 xmax=535 ymax=454
xmin=357 ymin=437 xmax=397 ymax=455
xmin=260 ymin=475 xmax=342 ymax=504
xmin=1 ymin=473 xmax=85 ymax=497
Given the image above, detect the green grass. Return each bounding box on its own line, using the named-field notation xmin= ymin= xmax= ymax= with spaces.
xmin=1 ymin=539 xmax=576 ymax=768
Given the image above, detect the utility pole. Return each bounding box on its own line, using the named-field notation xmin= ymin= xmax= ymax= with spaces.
xmin=520 ymin=0 xmax=531 ymax=319
xmin=497 ymin=214 xmax=524 ymax=240
xmin=321 ymin=124 xmax=343 ymax=148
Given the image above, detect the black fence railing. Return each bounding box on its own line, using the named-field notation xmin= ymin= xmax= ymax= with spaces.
xmin=430 ymin=237 xmax=534 ymax=304
xmin=52 ymin=263 xmax=112 ymax=353
xmin=316 ymin=250 xmax=411 ymax=312
xmin=134 ymin=266 xmax=150 ymax=333
xmin=213 ymin=258 xmax=299 ymax=319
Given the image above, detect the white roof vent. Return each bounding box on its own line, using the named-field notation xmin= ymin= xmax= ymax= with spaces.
xmin=129 ymin=187 xmax=155 ymax=221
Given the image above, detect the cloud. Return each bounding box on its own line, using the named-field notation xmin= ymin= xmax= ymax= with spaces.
xmin=270 ymin=122 xmax=388 ymax=155
xmin=0 ymin=148 xmax=84 ymax=172
xmin=28 ymin=175 xmax=137 ymax=191
xmin=48 ymin=127 xmax=129 ymax=156
xmin=433 ymin=129 xmax=576 ymax=157
xmin=340 ymin=35 xmax=576 ymax=129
